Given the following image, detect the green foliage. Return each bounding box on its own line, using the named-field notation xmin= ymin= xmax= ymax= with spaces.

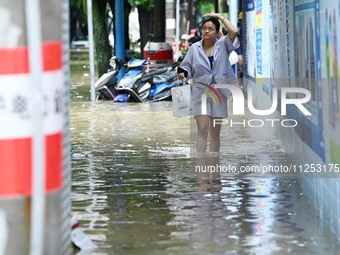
xmin=128 ymin=0 xmax=154 ymax=10
xmin=74 ymin=0 xmax=86 ymax=14
xmin=71 ymin=0 xmax=88 ymax=23
xmin=198 ymin=0 xmax=214 ymax=14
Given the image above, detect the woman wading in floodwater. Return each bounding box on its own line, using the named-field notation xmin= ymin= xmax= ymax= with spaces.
xmin=177 ymin=13 xmax=239 ymax=152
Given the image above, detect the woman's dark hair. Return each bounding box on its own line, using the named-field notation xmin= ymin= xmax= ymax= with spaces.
xmin=202 ymin=17 xmax=220 ymax=32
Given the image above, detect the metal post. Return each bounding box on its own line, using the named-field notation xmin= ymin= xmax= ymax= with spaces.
xmin=175 ymin=0 xmax=180 ymax=60
xmin=25 ymin=0 xmax=45 ymax=254
xmin=87 ymin=0 xmax=96 ymax=102
xmin=229 ymin=0 xmax=238 ymax=28
xmin=115 ymin=0 xmax=125 ymax=78
xmin=228 ymin=0 xmax=238 ymax=76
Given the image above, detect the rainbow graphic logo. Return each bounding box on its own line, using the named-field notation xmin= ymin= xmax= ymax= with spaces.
xmin=199 ymin=84 xmax=222 ymax=115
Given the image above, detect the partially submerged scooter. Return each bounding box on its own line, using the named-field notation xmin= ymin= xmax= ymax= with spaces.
xmin=95 ymin=56 xmax=125 ymax=100
xmin=147 ymin=68 xmax=182 ymax=101
xmin=95 ymin=47 xmax=185 ymax=102
xmin=115 ymin=64 xmax=184 ymax=102
xmin=95 ymin=49 xmax=143 ymax=100
xmin=116 ymin=67 xmax=167 ymax=102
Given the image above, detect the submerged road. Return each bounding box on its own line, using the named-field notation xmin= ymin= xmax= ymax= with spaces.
xmin=70 ymin=101 xmax=340 ymax=255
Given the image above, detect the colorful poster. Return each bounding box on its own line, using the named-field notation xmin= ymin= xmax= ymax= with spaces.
xmin=255 ymin=0 xmax=263 ymax=77
xmin=270 ymin=0 xmax=280 ymax=81
xmin=320 ymin=0 xmax=340 ymax=164
xmin=293 ymin=0 xmax=324 ymax=160
xmin=261 ymin=0 xmax=271 ymax=78
xmin=246 ymin=0 xmax=256 ymax=78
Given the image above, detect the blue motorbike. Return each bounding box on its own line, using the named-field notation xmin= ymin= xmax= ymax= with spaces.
xmin=96 ymin=50 xmax=184 ymax=102
xmin=95 ymin=50 xmax=143 ymax=100
xmin=115 ymin=56 xmax=184 ymax=102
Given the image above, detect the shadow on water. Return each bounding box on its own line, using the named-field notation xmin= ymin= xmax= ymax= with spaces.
xmin=70 ymin=53 xmax=340 ymax=254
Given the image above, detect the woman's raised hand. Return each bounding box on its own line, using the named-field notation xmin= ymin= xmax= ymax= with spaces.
xmin=203 ymin=13 xmax=222 ymax=19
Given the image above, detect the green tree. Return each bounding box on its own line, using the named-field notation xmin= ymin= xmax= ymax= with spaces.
xmin=92 ymin=0 xmax=112 ymax=77
xmin=128 ymin=0 xmax=154 ymax=10
xmin=72 ymin=0 xmax=131 ymax=77
xmin=198 ymin=0 xmax=214 ymax=15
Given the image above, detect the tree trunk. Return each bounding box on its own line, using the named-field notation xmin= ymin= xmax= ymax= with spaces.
xmin=137 ymin=6 xmax=153 ymax=57
xmin=69 ymin=0 xmax=78 ymax=44
xmin=92 ymin=0 xmax=111 ymax=77
xmin=107 ymin=0 xmax=115 ymax=51
xmin=152 ymin=0 xmax=165 ymax=42
xmin=124 ymin=0 xmax=132 ymax=50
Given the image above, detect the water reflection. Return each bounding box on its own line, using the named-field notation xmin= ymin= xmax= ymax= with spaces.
xmin=71 ymin=101 xmax=340 ymax=255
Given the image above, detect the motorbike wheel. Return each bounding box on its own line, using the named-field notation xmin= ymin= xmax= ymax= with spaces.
xmin=97 ymin=90 xmax=114 ymax=100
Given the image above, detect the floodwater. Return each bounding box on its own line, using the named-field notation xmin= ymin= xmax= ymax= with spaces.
xmin=70 ymin=50 xmax=340 ymax=255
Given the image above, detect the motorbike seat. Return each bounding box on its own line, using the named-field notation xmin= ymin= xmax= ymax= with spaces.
xmin=152 ymin=70 xmax=177 ymax=84
xmin=140 ymin=68 xmax=168 ymax=82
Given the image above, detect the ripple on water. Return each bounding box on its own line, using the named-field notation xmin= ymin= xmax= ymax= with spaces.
xmin=70 ymin=101 xmax=340 ymax=255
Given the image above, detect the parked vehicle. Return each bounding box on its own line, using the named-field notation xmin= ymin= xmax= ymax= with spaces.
xmin=116 ymin=67 xmax=167 ymax=102
xmin=116 ymin=66 xmax=183 ymax=102
xmin=95 ymin=49 xmax=143 ymax=100
xmin=147 ymin=67 xmax=182 ymax=102
xmin=95 ymin=48 xmax=185 ymax=102
xmin=95 ymin=56 xmax=125 ymax=100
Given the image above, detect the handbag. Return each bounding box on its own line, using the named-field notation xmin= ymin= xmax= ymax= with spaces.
xmin=171 ymin=84 xmax=192 ymax=117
